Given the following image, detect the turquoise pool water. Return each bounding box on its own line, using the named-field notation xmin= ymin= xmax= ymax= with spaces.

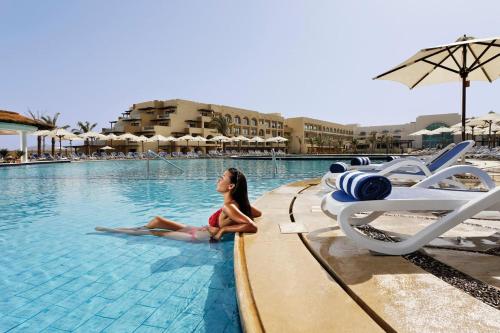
xmin=0 ymin=159 xmax=347 ymax=332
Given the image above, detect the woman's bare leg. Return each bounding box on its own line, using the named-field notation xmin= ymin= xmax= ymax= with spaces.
xmin=145 ymin=216 xmax=188 ymax=230
xmin=95 ymin=226 xmax=210 ymax=242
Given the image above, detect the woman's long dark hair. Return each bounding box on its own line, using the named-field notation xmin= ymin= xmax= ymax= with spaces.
xmin=227 ymin=168 xmax=252 ymax=219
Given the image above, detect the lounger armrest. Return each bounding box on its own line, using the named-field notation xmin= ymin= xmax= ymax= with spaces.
xmin=370 ymin=156 xmax=422 ymax=170
xmin=412 ymin=165 xmax=496 ymax=190
xmin=377 ymin=159 xmax=432 ymax=177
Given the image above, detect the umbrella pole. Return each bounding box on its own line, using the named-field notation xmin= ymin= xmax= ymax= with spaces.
xmin=59 ymin=137 xmax=62 ymax=156
xmin=157 ymin=140 xmax=160 ymax=153
xmin=461 ymin=76 xmax=468 ymax=141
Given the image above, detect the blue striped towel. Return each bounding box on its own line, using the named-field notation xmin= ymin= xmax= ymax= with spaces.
xmin=351 ymin=157 xmax=371 ymax=166
xmin=387 ymin=155 xmax=401 ymax=161
xmin=329 ymin=162 xmax=349 ymax=173
xmin=336 ymin=171 xmax=392 ymax=201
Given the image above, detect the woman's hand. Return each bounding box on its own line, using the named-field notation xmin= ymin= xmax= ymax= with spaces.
xmin=208 ymin=226 xmax=219 ymax=237
xmin=213 ymin=229 xmax=224 ymax=241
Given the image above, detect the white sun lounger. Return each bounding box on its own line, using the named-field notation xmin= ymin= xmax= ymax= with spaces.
xmin=320 ymin=165 xmax=499 ymax=255
xmin=321 ymin=140 xmax=475 ymax=189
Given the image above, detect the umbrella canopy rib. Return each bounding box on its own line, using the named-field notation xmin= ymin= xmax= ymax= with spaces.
xmin=413 ymin=51 xmax=459 ymax=88
xmin=468 ymin=39 xmax=498 ymax=71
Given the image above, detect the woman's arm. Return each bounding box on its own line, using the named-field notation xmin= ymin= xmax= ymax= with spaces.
xmin=251 ymin=205 xmax=262 ymax=218
xmin=213 ymin=222 xmax=257 ymax=241
xmin=214 ymin=203 xmax=258 ymax=240
xmin=223 ymin=203 xmax=256 ymax=225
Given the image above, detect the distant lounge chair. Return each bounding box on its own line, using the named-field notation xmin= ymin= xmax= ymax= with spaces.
xmin=320 ymin=165 xmax=498 ymax=255
xmin=322 ymin=140 xmax=475 ymax=189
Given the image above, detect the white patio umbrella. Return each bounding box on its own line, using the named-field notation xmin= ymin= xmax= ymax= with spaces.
xmin=50 ymin=128 xmax=74 ymax=155
xmin=80 ymin=131 xmax=107 ymax=155
xmin=63 ymin=133 xmax=83 ymax=154
xmin=80 ymin=131 xmax=107 ymax=140
xmin=208 ymin=135 xmax=229 ymax=151
xmin=100 ymin=146 xmax=115 ymax=150
xmin=147 ymin=134 xmax=169 ymax=152
xmin=248 ymin=136 xmax=265 ymax=150
xmin=466 ymin=112 xmax=500 ymax=147
xmin=105 ymin=133 xmax=119 ymax=148
xmin=177 ymin=134 xmax=195 ymax=151
xmin=374 ymin=35 xmax=500 ymax=140
xmin=31 ymin=130 xmax=52 ymax=136
xmin=118 ymin=133 xmax=139 ymax=153
xmin=133 ymin=135 xmax=150 ymax=152
xmin=191 ymin=136 xmax=207 ymax=150
xmin=409 ymin=129 xmax=434 ymax=136
xmin=429 ymin=127 xmax=454 ymax=134
xmin=429 ymin=127 xmax=454 ymax=147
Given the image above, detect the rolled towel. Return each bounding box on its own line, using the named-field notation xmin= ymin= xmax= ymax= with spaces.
xmin=350 ymin=156 xmax=371 ymax=166
xmin=387 ymin=155 xmax=401 ymax=162
xmin=329 ymin=162 xmax=349 ymax=173
xmin=336 ymin=171 xmax=392 ymax=200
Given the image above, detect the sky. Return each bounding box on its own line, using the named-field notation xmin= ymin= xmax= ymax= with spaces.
xmin=0 ymin=0 xmax=498 ymax=149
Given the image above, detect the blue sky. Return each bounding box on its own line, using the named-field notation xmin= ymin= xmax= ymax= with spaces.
xmin=1 ymin=0 xmax=498 ymax=148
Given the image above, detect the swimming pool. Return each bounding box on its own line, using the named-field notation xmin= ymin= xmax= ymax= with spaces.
xmin=0 ymin=158 xmax=356 ymax=332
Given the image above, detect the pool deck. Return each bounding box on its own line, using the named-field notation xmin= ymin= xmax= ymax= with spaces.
xmin=235 ymin=168 xmax=500 ymax=332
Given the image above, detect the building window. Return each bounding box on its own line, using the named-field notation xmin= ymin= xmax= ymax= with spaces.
xmin=234 ymin=116 xmax=241 ymax=124
xmin=242 ymin=117 xmax=249 ymax=125
xmin=234 ymin=127 xmax=240 ymax=134
xmin=259 ymin=119 xmax=264 ymax=125
xmin=259 ymin=129 xmax=264 ymax=136
xmin=242 ymin=128 xmax=248 ymax=135
xmin=131 ymin=122 xmax=140 ymax=126
xmin=251 ymin=128 xmax=257 ymax=135
xmin=225 ymin=114 xmax=232 ymax=123
xmin=251 ymin=118 xmax=257 ymax=126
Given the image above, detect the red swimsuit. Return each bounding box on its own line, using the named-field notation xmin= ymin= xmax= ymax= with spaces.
xmin=208 ymin=208 xmax=223 ymax=227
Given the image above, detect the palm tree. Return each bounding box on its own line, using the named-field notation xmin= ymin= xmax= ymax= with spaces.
xmin=41 ymin=113 xmax=69 ymax=156
xmin=72 ymin=121 xmax=97 ymax=135
xmin=314 ymin=135 xmax=325 ymax=154
xmin=73 ymin=121 xmax=98 ymax=155
xmin=306 ymin=136 xmax=314 ymax=154
xmin=368 ymin=131 xmax=378 ymax=153
xmin=26 ymin=109 xmax=44 ymax=155
xmin=336 ymin=138 xmax=343 ymax=152
xmin=326 ymin=136 xmax=333 ymax=153
xmin=209 ymin=114 xmax=231 ymax=136
xmin=210 ymin=115 xmax=232 ymax=151
xmin=351 ymin=137 xmax=358 ymax=153
xmin=296 ymin=136 xmax=303 ymax=154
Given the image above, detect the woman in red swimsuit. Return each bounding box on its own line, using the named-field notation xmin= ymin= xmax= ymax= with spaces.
xmin=95 ymin=168 xmax=261 ymax=242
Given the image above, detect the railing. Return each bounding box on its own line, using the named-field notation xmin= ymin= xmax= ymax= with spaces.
xmin=146 ymin=150 xmax=184 ymax=175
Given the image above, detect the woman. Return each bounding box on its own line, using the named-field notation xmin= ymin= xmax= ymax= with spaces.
xmin=95 ymin=168 xmax=261 ymax=241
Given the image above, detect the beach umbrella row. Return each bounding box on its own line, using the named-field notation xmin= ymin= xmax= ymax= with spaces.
xmin=30 ymin=130 xmax=288 ymax=154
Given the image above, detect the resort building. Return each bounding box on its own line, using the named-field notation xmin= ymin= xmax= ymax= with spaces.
xmin=285 ymin=117 xmax=354 ymax=154
xmin=100 ymin=98 xmax=462 ymax=154
xmin=102 ymin=99 xmax=286 ymax=153
xmin=352 ymin=113 xmax=461 ymax=152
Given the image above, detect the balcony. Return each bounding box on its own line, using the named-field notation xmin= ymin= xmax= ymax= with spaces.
xmin=153 ymin=114 xmax=170 ymax=120
xmin=198 ymin=109 xmax=213 ymax=117
xmin=142 ymin=126 xmax=155 ymax=132
xmin=122 ymin=116 xmax=141 ymax=122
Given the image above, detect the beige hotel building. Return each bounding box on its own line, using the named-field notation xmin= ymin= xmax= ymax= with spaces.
xmin=102 ymin=98 xmax=461 ymax=154
xmin=102 ymin=99 xmax=354 ymax=154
